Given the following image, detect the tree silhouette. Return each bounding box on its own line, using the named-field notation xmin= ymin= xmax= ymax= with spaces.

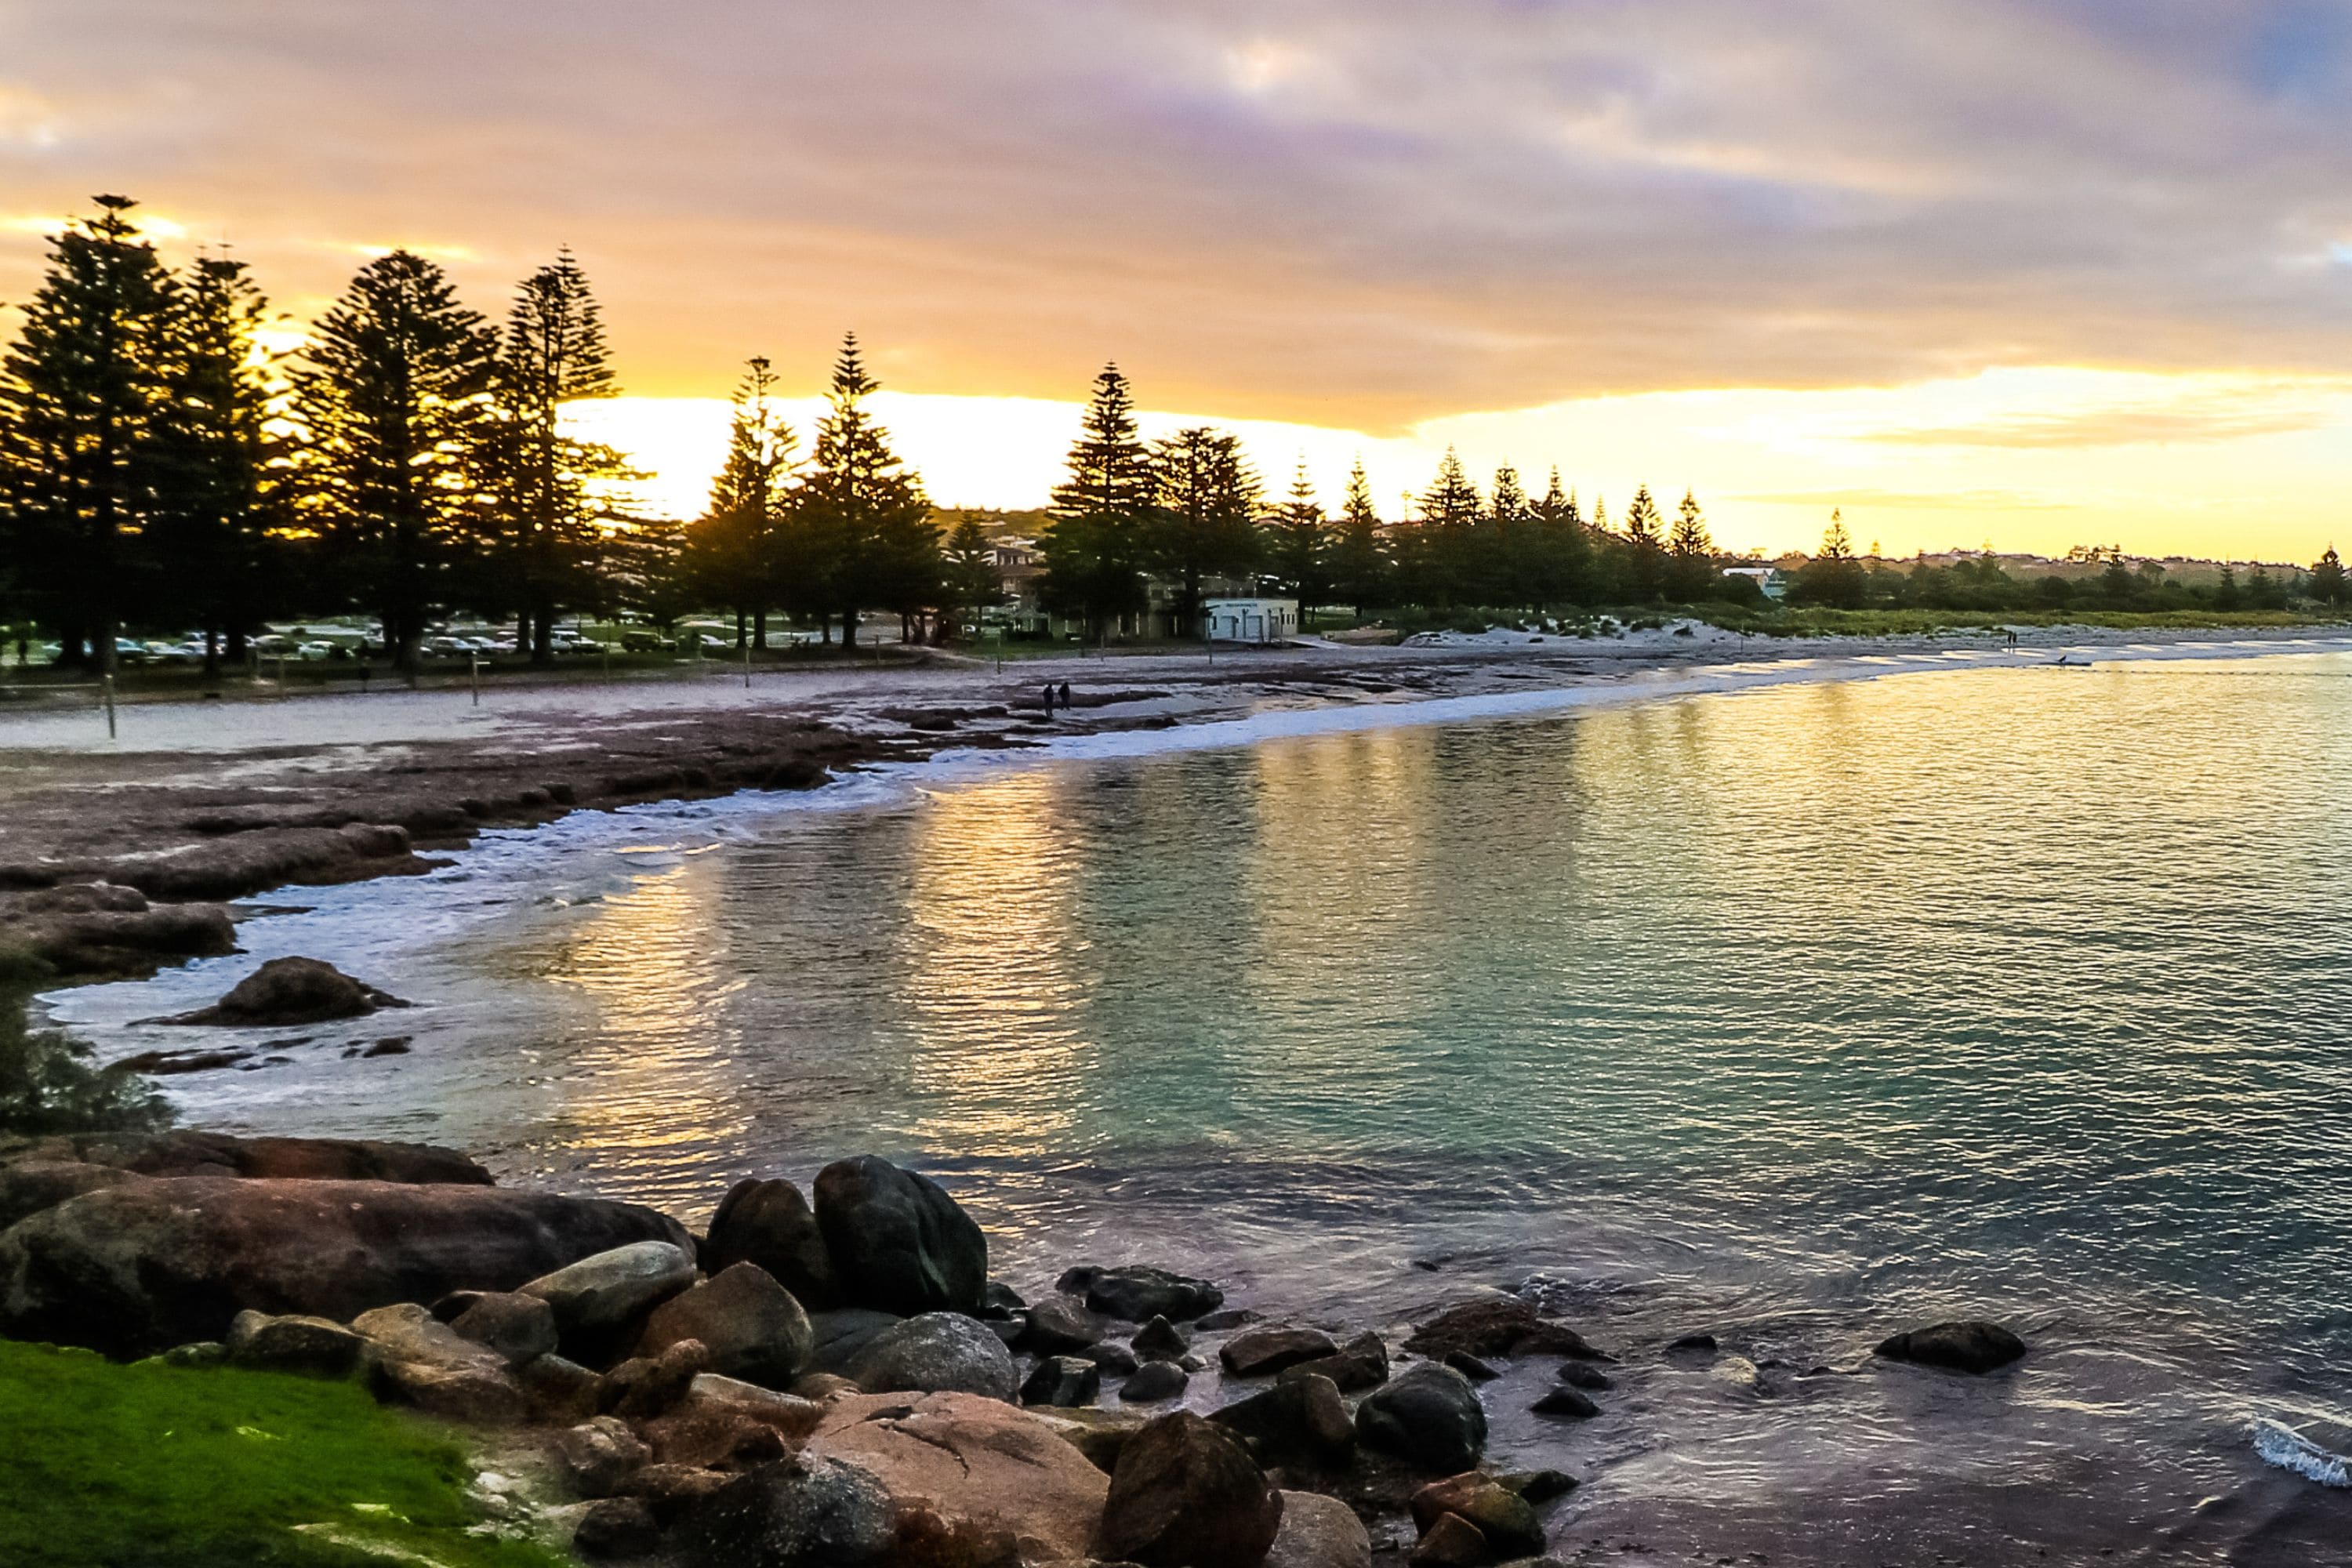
xmin=0 ymin=197 xmax=176 ymax=670
xmin=1264 ymin=459 xmax=1332 ymax=623
xmin=1042 ymin=365 xmax=1154 ymax=638
xmin=688 ymin=356 xmax=794 ymax=648
xmin=789 ymin=334 xmax=936 ymax=649
xmin=1151 ymin=425 xmax=1261 ymax=633
xmin=1328 ymin=458 xmax=1389 ymax=614
xmin=291 ymin=250 xmax=495 ymax=671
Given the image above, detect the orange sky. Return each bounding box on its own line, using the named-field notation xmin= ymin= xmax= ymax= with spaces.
xmin=6 ymin=2 xmax=2350 ymax=561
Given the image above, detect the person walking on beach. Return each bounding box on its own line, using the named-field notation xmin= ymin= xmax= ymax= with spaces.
xmin=1058 ymin=681 xmax=1073 ymax=710
xmin=1041 ymin=684 xmax=1056 ymax=720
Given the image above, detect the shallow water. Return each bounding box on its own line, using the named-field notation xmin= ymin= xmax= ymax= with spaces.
xmin=55 ymin=648 xmax=2352 ymax=1559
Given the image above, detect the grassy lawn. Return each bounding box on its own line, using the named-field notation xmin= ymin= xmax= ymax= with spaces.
xmin=0 ymin=1341 xmax=565 ymax=1568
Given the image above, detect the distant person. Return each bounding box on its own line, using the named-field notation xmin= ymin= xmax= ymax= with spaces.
xmin=1058 ymin=681 xmax=1073 ymax=710
xmin=1041 ymin=683 xmax=1055 ymax=720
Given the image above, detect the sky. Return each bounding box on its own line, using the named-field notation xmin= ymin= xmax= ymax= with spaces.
xmin=5 ymin=0 xmax=2350 ymax=561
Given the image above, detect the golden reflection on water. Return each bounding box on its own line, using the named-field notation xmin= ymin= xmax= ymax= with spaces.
xmin=902 ymin=770 xmax=1093 ymax=1156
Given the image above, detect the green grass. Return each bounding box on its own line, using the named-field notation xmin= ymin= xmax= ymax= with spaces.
xmin=0 ymin=1341 xmax=567 ymax=1568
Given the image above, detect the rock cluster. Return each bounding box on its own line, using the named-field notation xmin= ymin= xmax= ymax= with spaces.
xmin=0 ymin=1127 xmax=2036 ymax=1568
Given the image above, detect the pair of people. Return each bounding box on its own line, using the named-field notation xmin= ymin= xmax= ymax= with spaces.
xmin=1041 ymin=681 xmax=1073 ymax=718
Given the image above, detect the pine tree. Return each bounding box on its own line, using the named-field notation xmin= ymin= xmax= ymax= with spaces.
xmin=2310 ymin=546 xmax=2347 ymax=608
xmin=1411 ymin=447 xmax=1483 ymax=606
xmin=1619 ymin=485 xmax=1666 ymax=601
xmin=1152 ymin=426 xmax=1261 ymax=633
xmin=291 ymin=250 xmax=497 ymax=671
xmin=1526 ymin=467 xmax=1590 ymax=608
xmin=1263 ymin=459 xmax=1332 ymax=623
xmin=150 ymin=253 xmax=282 ymax=674
xmin=1797 ymin=510 xmax=1867 ymax=608
xmin=1328 ymin=458 xmax=1389 ymax=614
xmin=0 ymin=196 xmax=176 ymax=670
xmin=788 ymin=333 xmax=936 ymax=649
xmin=687 ymin=357 xmax=794 ymax=648
xmin=1664 ymin=489 xmax=1715 ymax=601
xmin=488 ymin=251 xmax=630 ymax=663
xmin=1041 ymin=365 xmax=1154 ymax=638
xmin=1483 ymin=463 xmax=1530 ymax=608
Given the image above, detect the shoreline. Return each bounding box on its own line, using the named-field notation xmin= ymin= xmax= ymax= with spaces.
xmin=7 ymin=629 xmax=2352 ymax=1563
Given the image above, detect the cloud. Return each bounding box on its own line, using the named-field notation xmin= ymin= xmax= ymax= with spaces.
xmin=1857 ymin=383 xmax=2346 ymax=448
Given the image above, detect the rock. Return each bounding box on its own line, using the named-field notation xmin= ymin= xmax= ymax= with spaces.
xmin=1552 ymin=1363 xmax=1612 ymax=1392
xmin=1496 ymin=1469 xmax=1577 ymax=1504
xmin=1221 ymin=1326 xmax=1340 ymax=1378
xmin=1355 ymin=1365 xmax=1487 ymax=1473
xmin=0 ymin=1159 xmax=136 ymax=1231
xmin=521 ymin=1353 xmax=606 ymax=1423
xmin=985 ymin=1315 xmax=1026 ymax=1348
xmin=979 ymin=1280 xmax=1026 ymax=1319
xmin=574 ymin=1496 xmax=663 ymax=1561
xmin=1196 ymin=1308 xmax=1258 ymax=1332
xmin=704 ymin=1178 xmax=840 ymax=1309
xmin=353 ymin=1301 xmax=528 ymax=1424
xmin=1442 ymin=1352 xmax=1498 ymax=1382
xmin=165 ymin=956 xmax=408 ymax=1026
xmin=636 ymin=1403 xmax=790 ymax=1473
xmin=791 ymin=1370 xmax=862 ymax=1400
xmin=1666 ymin=1332 xmax=1718 ymax=1354
xmin=1211 ymin=1374 xmax=1356 ymax=1467
xmin=160 ymin=1341 xmax=224 ymax=1367
xmin=623 ymin=1461 xmax=740 ymax=1520
xmin=1059 ymin=1264 xmax=1225 ymax=1323
xmin=1530 ymin=1386 xmax=1598 ymax=1421
xmin=813 ymin=1156 xmax=987 ymax=1316
xmin=1266 ymin=1490 xmax=1371 ymax=1568
xmin=681 ymin=1374 xmax=829 ymax=1446
xmin=1123 ymin=1360 xmax=1190 ymax=1402
xmin=1280 ymin=1331 xmax=1388 ymax=1393
xmin=114 ymin=1129 xmax=490 ymax=1185
xmin=114 ymin=1046 xmax=256 ymax=1075
xmin=223 ymin=1309 xmax=367 ymax=1378
xmin=1025 ymin=1404 xmax=1148 ymax=1472
xmin=1093 ymin=1411 xmax=1284 ymax=1568
xmin=521 ymin=1240 xmax=699 ymax=1363
xmin=1022 ymin=1295 xmax=1110 ymax=1354
xmin=807 ymin=1391 xmax=1114 ymax=1562
xmin=0 ymin=1176 xmax=688 ymax=1357
xmin=1410 ymin=1474 xmax=1545 ymax=1559
xmin=1023 ymin=1355 xmax=1102 ymax=1408
xmin=846 ymin=1310 xmax=1018 ymax=1399
xmin=559 ymin=1415 xmax=655 ymax=1497
xmin=1874 ymin=1319 xmax=2027 ymax=1376
xmin=448 ymin=1291 xmax=559 ymax=1365
xmin=1087 ymin=1340 xmax=1140 ymax=1377
xmin=807 ymin=1308 xmax=904 ymax=1376
xmin=1131 ymin=1315 xmax=1189 ymax=1360
xmin=637 ymin=1262 xmax=814 ymax=1388
xmin=1403 ymin=1300 xmax=1603 ymax=1363
xmin=1409 ymin=1512 xmax=1486 ymax=1568
xmin=604 ymin=1339 xmax=712 ymax=1420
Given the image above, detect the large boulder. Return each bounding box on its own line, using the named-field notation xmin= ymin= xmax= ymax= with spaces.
xmin=1022 ymin=1354 xmax=1102 ymax=1408
xmin=807 ymin=1308 xmax=904 ymax=1377
xmin=1094 ymin=1411 xmax=1284 ymax=1568
xmin=223 ymin=1308 xmax=368 ymax=1378
xmin=353 ymin=1301 xmax=528 ymax=1424
xmin=1354 ymin=1364 xmax=1487 ymax=1473
xmin=808 ymin=1391 xmax=1113 ymax=1562
xmin=1212 ymin=1374 xmax=1356 ymax=1468
xmin=846 ymin=1311 xmax=1018 ymax=1400
xmin=1875 ymin=1319 xmax=2027 ymax=1376
xmin=1022 ymin=1295 xmax=1110 ymax=1355
xmin=813 ymin=1156 xmax=986 ymax=1316
xmin=114 ymin=1131 xmax=491 ymax=1185
xmin=673 ymin=1453 xmax=898 ymax=1568
xmin=448 ymin=1290 xmax=560 ymax=1366
xmin=637 ymin=1261 xmax=814 ymax=1388
xmin=705 ymin=1178 xmax=840 ymax=1308
xmin=1403 ymin=1299 xmax=1602 ymax=1362
xmin=1279 ymin=1331 xmax=1388 ymax=1393
xmin=1267 ymin=1491 xmax=1372 ymax=1568
xmin=0 ymin=1160 xmax=136 ymax=1232
xmin=164 ymin=956 xmax=408 ymax=1026
xmin=1058 ymin=1263 xmax=1224 ymax=1323
xmin=1409 ymin=1473 xmax=1545 ymax=1559
xmin=0 ymin=1176 xmax=689 ymax=1356
xmin=520 ymin=1240 xmax=699 ymax=1363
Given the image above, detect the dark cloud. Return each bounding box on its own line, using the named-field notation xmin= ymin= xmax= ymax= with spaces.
xmin=5 ymin=1 xmax=2352 ymax=424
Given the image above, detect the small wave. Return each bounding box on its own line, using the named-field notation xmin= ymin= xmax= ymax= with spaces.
xmin=2252 ymin=1417 xmax=2352 ymax=1487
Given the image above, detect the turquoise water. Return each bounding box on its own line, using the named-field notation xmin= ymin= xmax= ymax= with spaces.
xmin=89 ymin=648 xmax=2352 ymax=1555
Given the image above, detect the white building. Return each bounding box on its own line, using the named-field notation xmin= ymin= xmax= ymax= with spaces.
xmin=1201 ymin=597 xmax=1299 ymax=643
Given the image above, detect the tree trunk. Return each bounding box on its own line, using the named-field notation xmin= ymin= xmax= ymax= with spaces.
xmin=532 ymin=603 xmax=554 ymax=666
xmin=754 ymin=609 xmax=768 ymax=651
xmin=840 ymin=610 xmax=858 ymax=650
xmin=734 ymin=609 xmax=746 ymax=650
xmin=517 ymin=610 xmax=533 ymax=657
xmin=95 ymin=616 xmax=118 ymax=676
xmin=203 ymin=627 xmax=220 ymax=681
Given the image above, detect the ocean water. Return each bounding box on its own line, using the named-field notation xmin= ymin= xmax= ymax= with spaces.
xmin=53 ymin=646 xmax=2352 ymax=1558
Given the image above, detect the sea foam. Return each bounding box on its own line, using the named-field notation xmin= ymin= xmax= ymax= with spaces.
xmin=2252 ymin=1417 xmax=2352 ymax=1488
